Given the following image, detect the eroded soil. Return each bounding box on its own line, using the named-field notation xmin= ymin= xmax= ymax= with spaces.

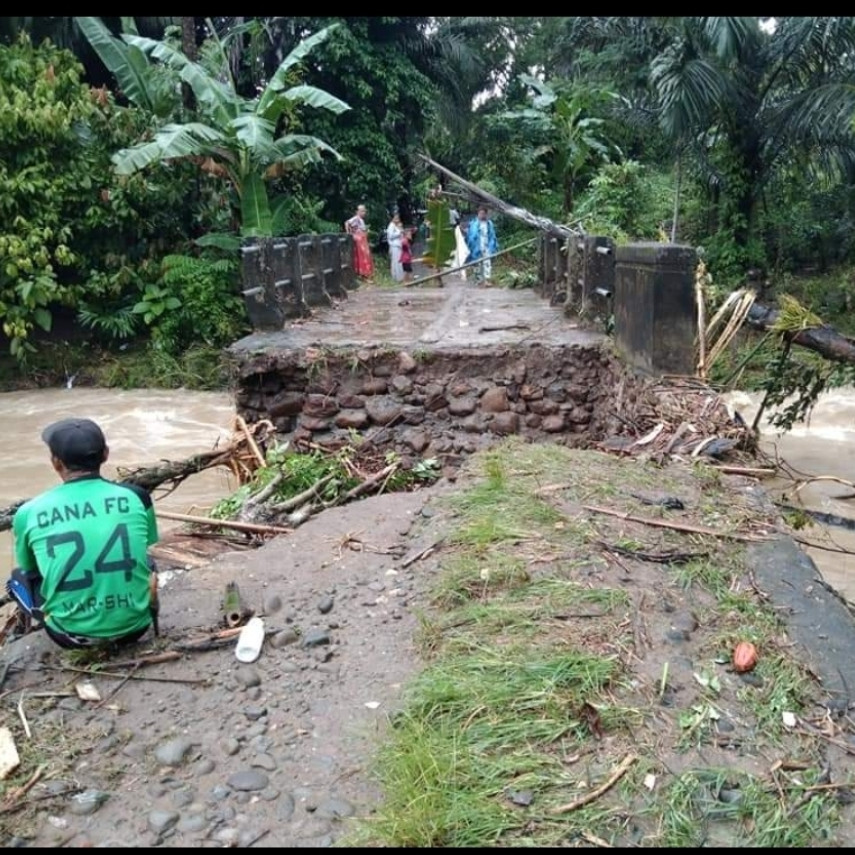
xmin=2 ymin=440 xmax=855 ymax=848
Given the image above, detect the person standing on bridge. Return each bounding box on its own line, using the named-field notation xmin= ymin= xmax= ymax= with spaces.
xmin=6 ymin=418 xmax=160 ymax=649
xmin=466 ymin=206 xmax=499 ymax=286
xmin=386 ymin=212 xmax=405 ymax=282
xmin=344 ymin=204 xmax=374 ymax=281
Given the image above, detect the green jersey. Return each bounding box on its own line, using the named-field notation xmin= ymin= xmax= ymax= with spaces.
xmin=13 ymin=475 xmax=159 ymax=639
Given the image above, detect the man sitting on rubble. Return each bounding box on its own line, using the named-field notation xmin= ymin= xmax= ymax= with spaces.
xmin=5 ymin=418 xmax=160 ymax=649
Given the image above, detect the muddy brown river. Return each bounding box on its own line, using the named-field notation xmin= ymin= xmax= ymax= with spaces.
xmin=0 ymin=387 xmax=236 ymax=577
xmin=1 ymin=385 xmax=853 ymax=602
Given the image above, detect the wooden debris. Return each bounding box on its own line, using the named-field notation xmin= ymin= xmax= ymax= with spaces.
xmin=155 ymin=510 xmax=292 ymax=536
xmin=583 ymin=505 xmax=773 ymax=543
xmin=550 ymin=753 xmax=638 ymax=814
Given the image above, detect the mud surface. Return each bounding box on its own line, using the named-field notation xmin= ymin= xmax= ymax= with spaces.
xmin=3 ymin=451 xmax=855 ymax=847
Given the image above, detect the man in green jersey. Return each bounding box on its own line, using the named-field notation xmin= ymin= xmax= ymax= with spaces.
xmin=6 ymin=418 xmax=159 ymax=649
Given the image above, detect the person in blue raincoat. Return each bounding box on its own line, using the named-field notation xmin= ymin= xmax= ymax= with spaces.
xmin=465 ymin=206 xmax=499 ymax=286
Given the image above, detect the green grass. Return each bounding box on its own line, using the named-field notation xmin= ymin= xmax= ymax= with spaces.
xmin=656 ymin=766 xmax=840 ymax=847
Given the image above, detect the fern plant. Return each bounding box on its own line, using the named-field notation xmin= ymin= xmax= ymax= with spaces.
xmin=146 ymin=251 xmax=248 ymax=356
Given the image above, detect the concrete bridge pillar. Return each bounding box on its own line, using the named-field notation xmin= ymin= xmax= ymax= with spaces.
xmin=613 ymin=242 xmax=697 ymax=377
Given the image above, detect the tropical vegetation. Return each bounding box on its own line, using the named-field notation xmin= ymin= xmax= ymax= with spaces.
xmin=0 ymin=15 xmax=854 ymax=402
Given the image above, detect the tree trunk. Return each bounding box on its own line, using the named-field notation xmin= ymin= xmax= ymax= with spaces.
xmin=418 ymin=154 xmax=584 ymax=240
xmin=181 ymin=16 xmax=197 ymax=110
xmin=671 ymin=153 xmax=682 ymax=243
xmin=746 ymin=303 xmax=855 ymax=364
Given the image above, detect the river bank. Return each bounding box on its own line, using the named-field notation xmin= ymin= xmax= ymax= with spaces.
xmin=2 ymin=438 xmax=855 ymax=847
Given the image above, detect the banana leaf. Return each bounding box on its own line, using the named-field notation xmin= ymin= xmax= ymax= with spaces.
xmin=422 ymin=198 xmax=457 ymax=270
xmin=257 ymin=24 xmax=339 ymax=117
xmin=113 ymin=122 xmax=225 ymax=175
xmin=240 ymin=173 xmax=273 ymax=238
xmin=124 ymin=34 xmax=238 ymax=127
xmin=78 ymin=16 xmax=170 ymax=115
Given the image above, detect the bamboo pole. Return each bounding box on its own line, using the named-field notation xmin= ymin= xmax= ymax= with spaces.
xmin=155 ymin=509 xmax=291 ymax=536
xmin=407 ymin=237 xmax=539 ymax=288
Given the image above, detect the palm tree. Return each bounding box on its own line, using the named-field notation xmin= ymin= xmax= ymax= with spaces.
xmin=648 ymin=17 xmax=855 ymax=258
xmin=109 ymin=23 xmax=349 ymax=237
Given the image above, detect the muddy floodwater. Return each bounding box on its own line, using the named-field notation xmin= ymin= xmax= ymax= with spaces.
xmin=0 ymin=387 xmax=236 ymax=576
xmin=1 ymin=384 xmax=854 ymax=602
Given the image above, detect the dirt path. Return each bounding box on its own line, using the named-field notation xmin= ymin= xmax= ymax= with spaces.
xmin=0 ymin=487 xmax=451 ymax=848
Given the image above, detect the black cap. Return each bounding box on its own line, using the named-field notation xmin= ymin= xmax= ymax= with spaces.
xmin=42 ymin=418 xmax=107 ymax=471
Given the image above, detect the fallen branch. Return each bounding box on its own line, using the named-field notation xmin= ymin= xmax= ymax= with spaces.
xmin=594 ymin=541 xmax=707 ymax=564
xmin=550 ymin=753 xmax=638 ymax=814
xmin=269 ymin=473 xmax=336 ymax=514
xmin=337 ymin=463 xmax=399 ymax=504
xmin=583 ymin=505 xmax=773 ymax=543
xmin=156 ymin=510 xmax=291 ymax=536
xmin=401 ymin=539 xmax=445 ymax=569
xmin=0 ymin=764 xmax=47 ymax=813
xmin=235 ymin=415 xmax=266 ymax=468
xmin=48 ymin=665 xmax=206 ymax=685
xmin=712 ymin=465 xmax=777 ymax=477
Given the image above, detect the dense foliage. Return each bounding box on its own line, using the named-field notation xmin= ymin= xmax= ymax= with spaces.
xmin=3 ymin=15 xmax=855 ymax=407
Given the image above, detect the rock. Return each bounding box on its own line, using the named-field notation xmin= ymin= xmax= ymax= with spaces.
xmin=278 ymin=793 xmax=296 ymax=821
xmin=172 ymin=788 xmax=195 ymax=808
xmin=314 ymin=796 xmax=355 ymax=819
xmin=177 ymin=814 xmax=209 ymax=834
xmin=391 ymin=375 xmax=414 ymax=395
xmin=252 ymin=753 xmax=277 ymax=771
xmin=542 ymin=414 xmax=566 ymax=433
xmin=68 ymin=789 xmax=109 ymax=816
xmin=334 ymin=409 xmax=370 ymax=430
xmin=398 ymin=352 xmax=417 ymax=374
xmin=448 ymin=396 xmax=477 ymax=416
xmin=154 ymin=738 xmax=196 ymax=767
xmin=148 ymin=809 xmax=180 ymax=835
xmin=263 ymin=594 xmax=283 ymax=615
xmin=194 ymin=758 xmax=216 ymax=776
xmin=489 ymin=412 xmax=520 ymax=435
xmin=301 ymin=629 xmax=331 ymax=648
xmin=317 ymin=596 xmax=334 ymax=615
xmin=244 ymin=705 xmax=267 ymax=721
xmin=235 ymin=668 xmax=261 ymax=689
xmin=480 ymin=387 xmax=509 ymax=413
xmin=364 ymin=398 xmax=403 ymax=425
xmin=271 ymin=628 xmax=300 ymax=648
xmin=227 ymin=770 xmax=270 ymax=792
xmin=402 ymin=429 xmax=430 ymax=453
xmin=224 ymin=738 xmax=240 ymax=756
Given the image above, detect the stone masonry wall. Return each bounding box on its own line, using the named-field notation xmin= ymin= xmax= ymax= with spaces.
xmin=232 ymin=343 xmax=648 ymax=468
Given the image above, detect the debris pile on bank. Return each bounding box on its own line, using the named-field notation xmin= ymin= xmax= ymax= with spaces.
xmin=601 ymin=376 xmax=757 ymax=466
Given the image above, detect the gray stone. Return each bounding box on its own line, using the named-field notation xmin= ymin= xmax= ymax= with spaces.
xmin=68 ymin=789 xmax=109 ymax=816
xmin=154 ymin=737 xmax=194 ymax=767
xmin=235 ymin=668 xmax=261 ymax=688
xmin=177 ymin=814 xmax=209 ymax=834
xmin=542 ymin=414 xmax=566 ymax=433
xmin=244 ymin=705 xmax=267 ymax=721
xmin=172 ymin=788 xmax=196 ymax=808
xmin=391 ymin=375 xmax=414 ymax=395
xmin=334 ymin=409 xmax=369 ymax=430
xmin=398 ymin=352 xmax=417 ymax=374
xmin=301 ymin=629 xmax=331 ymax=648
xmin=278 ymin=793 xmax=296 ymax=821
xmin=209 ymin=785 xmax=231 ymax=802
xmin=317 ymin=596 xmax=334 ymax=614
xmin=194 ymin=758 xmax=216 ymax=776
xmin=148 ymin=810 xmax=180 ymax=835
xmin=271 ymin=628 xmax=300 ymax=648
xmin=252 ymin=753 xmax=277 ymax=771
xmin=364 ymin=398 xmax=402 ymax=425
xmin=490 ymin=412 xmax=520 ymax=435
xmin=246 ymin=686 xmax=262 ymax=701
xmin=227 ymin=770 xmax=270 ymax=792
xmin=402 ymin=429 xmax=430 ymax=453
xmin=224 ymin=738 xmax=240 ymax=757
xmin=263 ymin=594 xmax=283 ymax=615
xmin=315 ymin=797 xmax=355 ymax=819
xmin=448 ymin=396 xmax=477 ymax=416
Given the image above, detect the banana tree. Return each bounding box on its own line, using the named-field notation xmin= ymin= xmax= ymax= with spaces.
xmin=111 ymin=23 xmax=349 ymax=237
